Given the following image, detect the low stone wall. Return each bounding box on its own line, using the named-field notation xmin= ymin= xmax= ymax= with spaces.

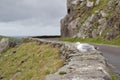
xmin=27 ymin=38 xmax=112 ymax=80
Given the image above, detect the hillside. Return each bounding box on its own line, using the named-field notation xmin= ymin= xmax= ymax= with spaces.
xmin=61 ymin=0 xmax=120 ymax=41
xmin=0 ymin=41 xmax=64 ymax=80
xmin=0 ymin=38 xmax=119 ymax=80
xmin=0 ymin=35 xmax=21 ymax=44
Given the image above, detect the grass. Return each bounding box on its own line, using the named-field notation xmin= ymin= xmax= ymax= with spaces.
xmin=60 ymin=38 xmax=120 ymax=46
xmin=0 ymin=41 xmax=64 ymax=80
xmin=110 ymin=73 xmax=119 ymax=80
xmin=59 ymin=71 xmax=67 ymax=75
xmin=91 ymin=0 xmax=109 ymax=14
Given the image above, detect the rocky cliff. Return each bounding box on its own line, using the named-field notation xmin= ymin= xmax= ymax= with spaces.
xmin=61 ymin=0 xmax=120 ymax=40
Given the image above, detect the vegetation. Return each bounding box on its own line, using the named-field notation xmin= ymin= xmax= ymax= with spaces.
xmin=0 ymin=41 xmax=64 ymax=80
xmin=60 ymin=38 xmax=120 ymax=46
xmin=110 ymin=73 xmax=119 ymax=80
xmin=59 ymin=71 xmax=67 ymax=75
xmin=91 ymin=0 xmax=109 ymax=14
xmin=0 ymin=36 xmax=5 ymax=39
xmin=0 ymin=35 xmax=22 ymax=43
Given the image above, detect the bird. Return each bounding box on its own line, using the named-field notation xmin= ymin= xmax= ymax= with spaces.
xmin=75 ymin=42 xmax=97 ymax=52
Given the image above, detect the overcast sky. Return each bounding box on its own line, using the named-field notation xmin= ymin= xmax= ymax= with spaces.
xmin=0 ymin=0 xmax=66 ymax=36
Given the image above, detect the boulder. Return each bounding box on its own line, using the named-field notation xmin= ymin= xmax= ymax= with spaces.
xmin=86 ymin=0 xmax=94 ymax=7
xmin=0 ymin=38 xmax=10 ymax=53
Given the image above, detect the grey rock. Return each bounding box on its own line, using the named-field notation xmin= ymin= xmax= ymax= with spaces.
xmin=100 ymin=11 xmax=107 ymax=18
xmin=61 ymin=0 xmax=120 ymax=40
xmin=0 ymin=74 xmax=4 ymax=79
xmin=92 ymin=29 xmax=98 ymax=38
xmin=0 ymin=38 xmax=10 ymax=53
xmin=86 ymin=0 xmax=94 ymax=7
xmin=95 ymin=0 xmax=100 ymax=6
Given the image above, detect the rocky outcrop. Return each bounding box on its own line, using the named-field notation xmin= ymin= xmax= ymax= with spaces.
xmin=28 ymin=38 xmax=112 ymax=80
xmin=0 ymin=38 xmax=10 ymax=53
xmin=61 ymin=0 xmax=120 ymax=40
xmin=0 ymin=38 xmax=17 ymax=53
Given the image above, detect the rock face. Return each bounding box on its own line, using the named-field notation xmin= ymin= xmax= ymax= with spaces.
xmin=0 ymin=38 xmax=10 ymax=53
xmin=0 ymin=38 xmax=17 ymax=53
xmin=61 ymin=0 xmax=120 ymax=40
xmin=28 ymin=38 xmax=112 ymax=80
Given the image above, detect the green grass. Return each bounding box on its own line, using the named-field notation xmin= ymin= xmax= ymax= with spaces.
xmin=91 ymin=0 xmax=109 ymax=14
xmin=59 ymin=71 xmax=67 ymax=75
xmin=111 ymin=73 xmax=119 ymax=80
xmin=60 ymin=38 xmax=120 ymax=46
xmin=0 ymin=41 xmax=64 ymax=80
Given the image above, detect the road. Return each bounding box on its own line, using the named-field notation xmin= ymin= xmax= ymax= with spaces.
xmin=94 ymin=44 xmax=120 ymax=74
xmin=33 ymin=37 xmax=120 ymax=74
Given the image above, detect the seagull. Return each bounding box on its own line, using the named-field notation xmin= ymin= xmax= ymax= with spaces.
xmin=75 ymin=42 xmax=97 ymax=52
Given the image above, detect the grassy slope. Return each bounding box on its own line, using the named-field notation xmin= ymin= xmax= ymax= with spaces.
xmin=0 ymin=41 xmax=64 ymax=80
xmin=60 ymin=38 xmax=120 ymax=46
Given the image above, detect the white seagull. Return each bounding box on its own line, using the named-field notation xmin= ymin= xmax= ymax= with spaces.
xmin=75 ymin=42 xmax=97 ymax=52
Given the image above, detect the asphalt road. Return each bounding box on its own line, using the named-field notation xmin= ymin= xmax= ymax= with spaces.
xmin=94 ymin=44 xmax=120 ymax=73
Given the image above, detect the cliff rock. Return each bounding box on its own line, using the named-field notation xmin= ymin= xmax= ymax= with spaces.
xmin=0 ymin=38 xmax=10 ymax=53
xmin=0 ymin=38 xmax=16 ymax=53
xmin=61 ymin=0 xmax=120 ymax=40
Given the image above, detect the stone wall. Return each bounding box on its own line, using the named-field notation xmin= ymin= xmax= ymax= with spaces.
xmin=27 ymin=38 xmax=112 ymax=80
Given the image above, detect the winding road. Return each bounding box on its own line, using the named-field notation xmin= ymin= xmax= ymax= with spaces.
xmin=94 ymin=44 xmax=120 ymax=74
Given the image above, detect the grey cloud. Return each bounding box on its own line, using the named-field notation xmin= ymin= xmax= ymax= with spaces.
xmin=0 ymin=0 xmax=66 ymax=36
xmin=0 ymin=21 xmax=60 ymax=36
xmin=0 ymin=0 xmax=66 ymax=22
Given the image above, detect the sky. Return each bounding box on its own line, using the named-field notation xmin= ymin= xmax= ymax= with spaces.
xmin=0 ymin=0 xmax=66 ymax=36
